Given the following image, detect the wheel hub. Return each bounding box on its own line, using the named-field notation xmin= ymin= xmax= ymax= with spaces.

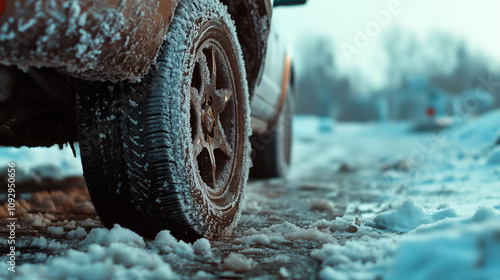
xmin=202 ymin=100 xmax=216 ymax=134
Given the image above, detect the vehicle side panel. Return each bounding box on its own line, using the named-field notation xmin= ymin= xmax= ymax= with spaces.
xmin=250 ymin=18 xmax=291 ymax=133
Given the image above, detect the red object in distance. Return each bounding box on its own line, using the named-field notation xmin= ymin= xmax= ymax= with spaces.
xmin=426 ymin=107 xmax=435 ymax=117
xmin=0 ymin=0 xmax=5 ymax=15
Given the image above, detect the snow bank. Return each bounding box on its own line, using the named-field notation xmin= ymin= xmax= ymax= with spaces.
xmin=0 ymin=145 xmax=82 ymax=180
xmin=486 ymin=146 xmax=500 ymax=165
xmin=0 ymin=243 xmax=177 ymax=280
xmin=0 ymin=223 xmax=216 ymax=278
xmin=448 ymin=109 xmax=500 ymax=147
xmin=315 ymin=207 xmax=500 ymax=280
xmin=385 ymin=208 xmax=500 ymax=280
xmin=371 ymin=199 xmax=457 ymax=232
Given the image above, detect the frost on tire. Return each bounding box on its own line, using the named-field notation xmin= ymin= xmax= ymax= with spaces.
xmin=77 ymin=0 xmax=251 ymax=242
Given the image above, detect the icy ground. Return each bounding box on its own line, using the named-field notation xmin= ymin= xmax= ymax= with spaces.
xmin=1 ymin=111 xmax=500 ymax=280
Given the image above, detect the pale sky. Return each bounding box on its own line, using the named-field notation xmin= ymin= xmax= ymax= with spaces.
xmin=274 ymin=0 xmax=500 ymax=91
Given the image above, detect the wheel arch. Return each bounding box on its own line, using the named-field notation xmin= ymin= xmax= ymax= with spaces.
xmin=221 ymin=0 xmax=272 ymax=96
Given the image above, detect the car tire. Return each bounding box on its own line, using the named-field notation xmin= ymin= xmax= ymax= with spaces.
xmin=250 ymin=85 xmax=294 ymax=178
xmin=77 ymin=0 xmax=250 ymax=242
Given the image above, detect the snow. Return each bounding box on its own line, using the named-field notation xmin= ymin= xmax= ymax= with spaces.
xmin=0 ymin=220 xmax=198 ymax=278
xmin=31 ymin=236 xmax=48 ymax=248
xmin=385 ymin=208 xmax=500 ymax=280
xmin=310 ymin=198 xmax=335 ymax=213
xmin=0 ymin=145 xmax=83 ymax=181
xmin=222 ymin=253 xmax=257 ymax=273
xmin=447 ymin=110 xmax=500 ymax=148
xmin=21 ymin=213 xmax=54 ymax=227
xmin=314 ymin=207 xmax=500 ymax=280
xmin=371 ymin=199 xmax=457 ymax=232
xmin=243 ymin=200 xmax=262 ymax=213
xmin=48 ymin=240 xmax=69 ymax=250
xmin=0 ymin=243 xmax=177 ymax=280
xmin=311 ymin=216 xmax=360 ymax=233
xmin=149 ymin=230 xmax=194 ymax=256
xmin=47 ymin=226 xmax=65 ymax=237
xmin=67 ymin=227 xmax=88 ymax=240
xmin=304 ymin=110 xmax=500 ymax=280
xmin=487 ymin=146 xmax=500 ymax=165
xmin=195 ymin=271 xmax=215 ymax=279
xmin=192 ymin=238 xmax=212 ymax=256
xmin=237 ymin=216 xmax=367 ymax=246
xmin=279 ymin=267 xmax=291 ymax=278
xmin=81 ymin=224 xmax=146 ymax=248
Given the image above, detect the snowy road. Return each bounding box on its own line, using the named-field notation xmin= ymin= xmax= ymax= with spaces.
xmin=1 ymin=113 xmax=500 ymax=279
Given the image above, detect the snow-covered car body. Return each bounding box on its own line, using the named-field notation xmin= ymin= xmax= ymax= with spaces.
xmin=0 ymin=0 xmax=273 ymax=147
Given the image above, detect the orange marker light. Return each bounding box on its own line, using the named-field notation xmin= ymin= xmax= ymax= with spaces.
xmin=0 ymin=0 xmax=5 ymax=15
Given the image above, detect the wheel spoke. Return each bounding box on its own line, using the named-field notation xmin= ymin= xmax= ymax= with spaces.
xmin=191 ymin=87 xmax=204 ymax=154
xmin=214 ymin=88 xmax=233 ymax=114
xmin=211 ymin=162 xmax=217 ymax=190
xmin=211 ymin=48 xmax=217 ymax=87
xmin=201 ymin=137 xmax=217 ymax=189
xmin=193 ymin=136 xmax=203 ymax=156
xmin=213 ymin=119 xmax=233 ymax=159
xmin=197 ymin=51 xmax=211 ymax=88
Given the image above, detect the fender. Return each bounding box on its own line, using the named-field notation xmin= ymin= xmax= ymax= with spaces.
xmin=0 ymin=0 xmax=177 ymax=83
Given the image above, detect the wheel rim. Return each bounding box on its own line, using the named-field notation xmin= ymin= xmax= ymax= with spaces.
xmin=190 ymin=30 xmax=238 ymax=197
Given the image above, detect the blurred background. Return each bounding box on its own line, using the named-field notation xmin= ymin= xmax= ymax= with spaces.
xmin=274 ymin=0 xmax=500 ymax=127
